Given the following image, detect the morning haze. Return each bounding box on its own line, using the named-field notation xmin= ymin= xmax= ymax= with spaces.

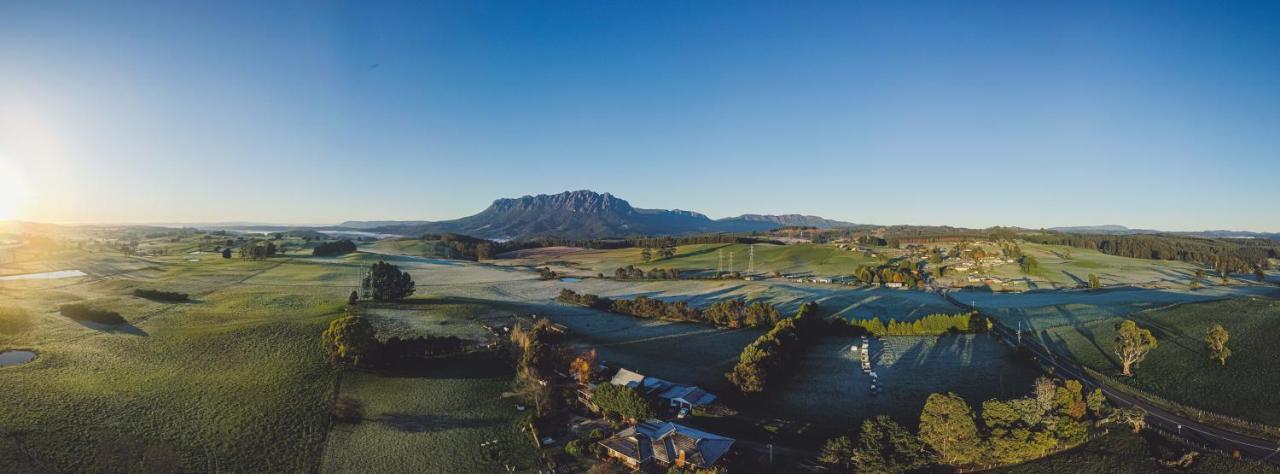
xmin=2 ymin=2 xmax=1279 ymax=473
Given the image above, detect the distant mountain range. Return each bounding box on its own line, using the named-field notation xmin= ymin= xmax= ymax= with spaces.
xmin=362 ymin=190 xmax=861 ymax=240
xmin=1050 ymin=225 xmax=1280 ymax=240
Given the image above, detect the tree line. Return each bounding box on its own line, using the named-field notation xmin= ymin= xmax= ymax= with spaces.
xmin=726 ymin=302 xmax=821 ymax=394
xmin=556 ymin=289 xmax=781 ymax=328
xmin=1025 ymin=233 xmax=1276 ymax=274
xmin=320 ymin=315 xmax=466 ymax=369
xmin=845 ymin=312 xmax=986 ymax=336
xmin=611 ymin=265 xmax=681 ymax=280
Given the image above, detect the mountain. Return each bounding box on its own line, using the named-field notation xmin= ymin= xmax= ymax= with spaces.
xmin=1048 ymin=225 xmax=1161 ymax=235
xmin=718 ymin=214 xmax=859 ymax=230
xmin=1049 ymin=225 xmax=1280 ymax=240
xmin=368 ymin=190 xmax=846 ymax=240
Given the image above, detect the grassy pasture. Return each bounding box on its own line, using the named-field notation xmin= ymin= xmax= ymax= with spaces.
xmin=319 ymin=352 xmax=541 ymax=473
xmin=768 ymin=334 xmax=1040 ymax=429
xmin=959 ymin=285 xmax=1277 ymax=331
xmin=1036 ymin=297 xmax=1280 ymax=425
xmin=502 ymin=242 xmax=882 ymax=277
xmin=0 ymin=245 xmax=506 ymax=471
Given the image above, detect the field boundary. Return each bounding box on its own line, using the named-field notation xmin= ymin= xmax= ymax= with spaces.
xmin=1081 ymin=366 xmax=1280 ymax=441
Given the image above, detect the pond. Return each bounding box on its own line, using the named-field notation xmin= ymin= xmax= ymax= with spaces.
xmin=559 ymin=277 xmax=582 ymax=283
xmin=0 ymin=350 xmax=36 ymax=367
xmin=0 ymin=270 xmax=87 ymax=281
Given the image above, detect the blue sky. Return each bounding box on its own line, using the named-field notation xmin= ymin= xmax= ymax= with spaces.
xmin=2 ymin=1 xmax=1278 ymax=231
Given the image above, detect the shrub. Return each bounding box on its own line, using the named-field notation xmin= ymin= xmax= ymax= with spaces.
xmin=321 ymin=315 xmax=377 ymax=367
xmin=58 ymin=304 xmax=126 ymax=325
xmin=564 ymin=439 xmax=587 ymax=458
xmin=132 ymin=289 xmax=189 ymax=302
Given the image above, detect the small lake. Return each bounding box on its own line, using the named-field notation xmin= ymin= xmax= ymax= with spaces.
xmin=0 ymin=350 xmax=36 ymax=367
xmin=0 ymin=270 xmax=87 ymax=281
xmin=559 ymin=277 xmax=582 ymax=283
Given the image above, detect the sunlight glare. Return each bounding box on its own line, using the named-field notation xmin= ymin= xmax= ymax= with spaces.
xmin=0 ymin=159 xmax=29 ymax=220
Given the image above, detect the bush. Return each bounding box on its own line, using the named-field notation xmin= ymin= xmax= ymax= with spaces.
xmin=564 ymin=439 xmax=587 ymax=458
xmin=132 ymin=289 xmax=189 ymax=302
xmin=58 ymin=304 xmax=126 ymax=325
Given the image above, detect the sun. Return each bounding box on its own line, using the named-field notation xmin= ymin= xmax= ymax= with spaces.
xmin=0 ymin=161 xmax=28 ymax=221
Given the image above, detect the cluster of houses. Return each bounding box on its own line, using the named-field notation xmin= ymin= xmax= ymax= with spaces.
xmin=586 ymin=368 xmax=736 ymax=470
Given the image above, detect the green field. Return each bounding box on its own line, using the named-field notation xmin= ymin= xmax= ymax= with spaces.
xmin=939 ymin=242 xmax=1210 ymax=290
xmin=0 ymin=233 xmax=541 ymax=472
xmin=1037 ymin=297 xmax=1280 ymax=425
xmin=319 ymin=352 xmax=540 ymax=473
xmin=502 ymin=242 xmax=883 ymax=277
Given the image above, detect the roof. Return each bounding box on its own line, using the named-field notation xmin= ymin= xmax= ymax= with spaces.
xmin=609 ymin=368 xmax=716 ymax=405
xmin=598 ymin=420 xmax=735 ymax=468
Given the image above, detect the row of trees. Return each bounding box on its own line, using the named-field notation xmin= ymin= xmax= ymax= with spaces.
xmin=1026 ymin=233 xmax=1276 ymax=273
xmin=852 ymin=261 xmax=923 ymax=287
xmin=726 ymin=302 xmax=821 ymax=394
xmin=638 ymin=244 xmax=677 ymax=263
xmin=420 ymin=233 xmax=497 ymax=260
xmin=321 ymin=317 xmax=467 ymax=369
xmin=555 ymin=289 xmax=781 ymax=328
xmin=847 ymin=312 xmax=985 ymax=336
xmin=611 ymin=265 xmax=680 ymax=280
xmin=238 ymin=241 xmax=278 ymax=260
xmin=820 ymin=377 xmax=1135 ymax=471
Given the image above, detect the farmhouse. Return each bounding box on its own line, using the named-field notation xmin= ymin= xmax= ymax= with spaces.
xmin=598 ymin=420 xmax=735 ymax=470
xmin=610 ymin=368 xmax=717 ymax=412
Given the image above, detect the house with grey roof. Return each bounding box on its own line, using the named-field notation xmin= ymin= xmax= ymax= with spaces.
xmin=598 ymin=420 xmax=735 ymax=470
xmin=609 ymin=368 xmax=717 ymax=412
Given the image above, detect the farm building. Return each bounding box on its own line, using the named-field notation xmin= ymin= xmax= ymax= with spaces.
xmin=610 ymin=368 xmax=717 ymax=411
xmin=598 ymin=420 xmax=735 ymax=470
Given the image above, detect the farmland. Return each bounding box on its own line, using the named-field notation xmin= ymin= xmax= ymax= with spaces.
xmin=498 ymin=242 xmax=884 ymax=277
xmin=1036 ymin=297 xmax=1280 ymax=425
xmin=2 ymin=229 xmax=1277 ymax=472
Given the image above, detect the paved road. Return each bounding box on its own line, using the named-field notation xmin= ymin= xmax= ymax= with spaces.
xmin=938 ymin=291 xmax=1280 ymax=466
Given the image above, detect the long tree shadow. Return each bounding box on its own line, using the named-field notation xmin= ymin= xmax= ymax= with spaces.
xmin=73 ymin=320 xmax=149 ymax=336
